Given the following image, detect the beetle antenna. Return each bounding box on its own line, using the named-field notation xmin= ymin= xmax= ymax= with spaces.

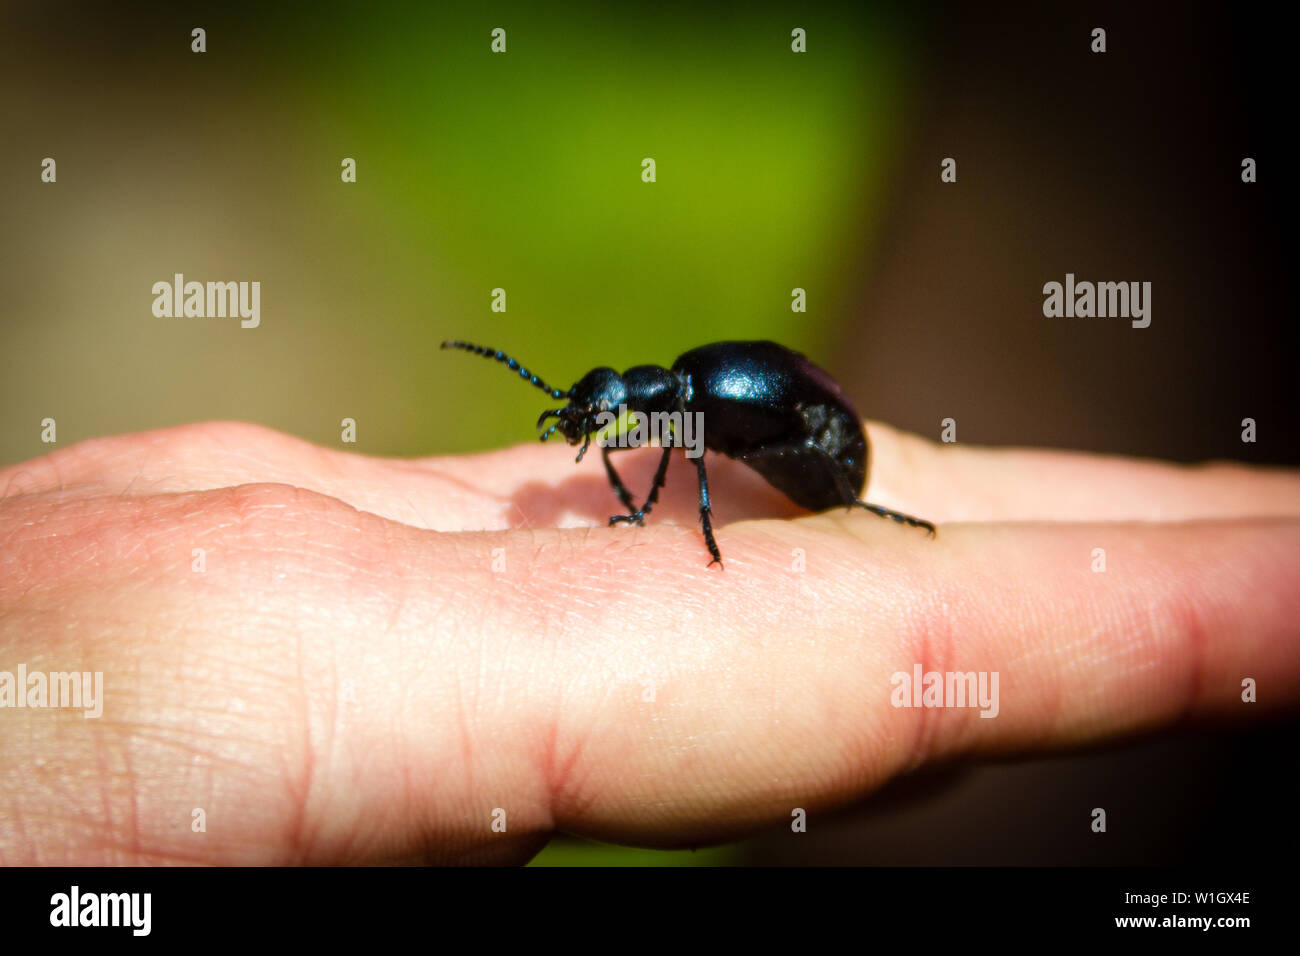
xmin=441 ymin=340 xmax=568 ymax=400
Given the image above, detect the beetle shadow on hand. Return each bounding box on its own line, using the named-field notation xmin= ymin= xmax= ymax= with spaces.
xmin=504 ymin=448 xmax=804 ymax=530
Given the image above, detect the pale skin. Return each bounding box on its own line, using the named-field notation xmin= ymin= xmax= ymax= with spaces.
xmin=0 ymin=421 xmax=1297 ymax=865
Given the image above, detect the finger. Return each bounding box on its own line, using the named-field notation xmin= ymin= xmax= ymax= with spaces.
xmin=480 ymin=513 xmax=1300 ymax=847
xmin=867 ymin=424 xmax=1300 ymax=523
xmin=2 ymin=421 xmax=1298 ymax=530
xmin=3 ymin=484 xmax=1295 ymax=859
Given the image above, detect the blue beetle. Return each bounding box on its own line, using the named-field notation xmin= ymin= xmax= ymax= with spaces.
xmin=443 ymin=339 xmax=935 ymax=567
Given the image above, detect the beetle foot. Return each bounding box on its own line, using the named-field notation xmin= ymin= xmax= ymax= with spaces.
xmin=608 ymin=513 xmax=646 ymax=527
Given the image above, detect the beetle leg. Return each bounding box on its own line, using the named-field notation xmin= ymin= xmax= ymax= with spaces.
xmin=693 ymin=454 xmax=724 ymax=568
xmin=601 ymin=445 xmax=638 ymax=514
xmin=854 ymin=501 xmax=937 ymax=537
xmin=608 ymin=445 xmax=672 ymax=527
xmin=636 ymin=445 xmax=674 ymax=518
xmin=825 ymin=450 xmax=937 ymax=537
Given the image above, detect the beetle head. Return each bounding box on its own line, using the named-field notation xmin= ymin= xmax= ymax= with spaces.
xmin=537 ymin=367 xmax=627 ymax=462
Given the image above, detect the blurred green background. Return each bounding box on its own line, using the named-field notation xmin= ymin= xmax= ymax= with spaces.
xmin=0 ymin=1 xmax=915 ymax=462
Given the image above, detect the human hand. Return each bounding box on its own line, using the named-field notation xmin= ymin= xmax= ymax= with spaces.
xmin=1 ymin=421 xmax=1296 ymax=864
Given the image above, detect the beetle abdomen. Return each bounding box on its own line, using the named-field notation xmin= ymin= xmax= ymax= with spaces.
xmin=673 ymin=341 xmax=869 ymax=509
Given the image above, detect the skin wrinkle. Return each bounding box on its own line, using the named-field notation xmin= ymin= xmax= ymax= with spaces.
xmin=1167 ymin=585 xmax=1211 ymax=729
xmin=60 ymin=723 xmax=159 ymax=864
xmin=1 ymin=467 xmax=52 ymax=501
xmin=1181 ymin=547 xmax=1263 ymax=717
xmin=120 ymin=721 xmax=142 ymax=862
xmin=904 ymin=587 xmax=950 ymax=773
xmin=453 ymin=627 xmax=477 ymax=805
xmin=122 ymin=727 xmax=275 ymax=775
xmin=322 ymin=639 xmax=348 ymax=848
xmin=284 ymin=610 xmax=315 ymax=865
xmin=93 ymin=705 xmax=119 ymax=863
xmin=96 ymin=704 xmax=303 ymax=861
xmin=544 ymin=637 xmax=609 ymax=829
